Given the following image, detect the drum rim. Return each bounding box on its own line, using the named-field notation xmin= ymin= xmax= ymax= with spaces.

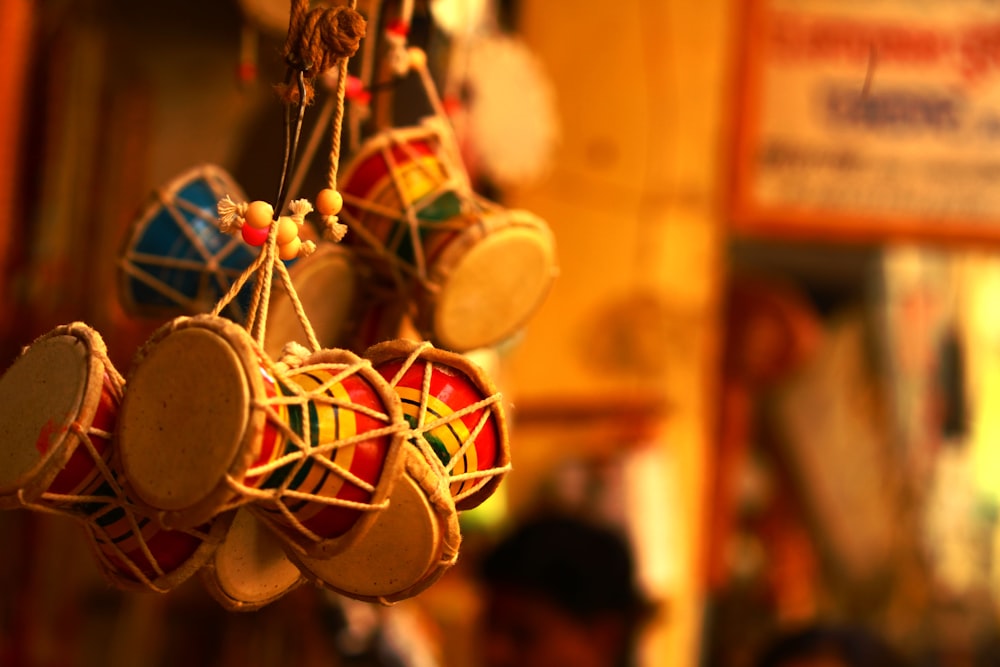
xmin=363 ymin=338 xmax=511 ymax=511
xmin=200 ymin=507 xmax=304 ymax=610
xmin=0 ymin=324 xmax=116 ymax=507
xmin=288 ymin=444 xmax=459 ymax=604
xmin=118 ymin=314 xmax=267 ymax=526
xmin=418 ymin=209 xmax=557 ymax=352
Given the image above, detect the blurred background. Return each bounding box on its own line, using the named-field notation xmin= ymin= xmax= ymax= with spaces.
xmin=3 ymin=0 xmax=1000 ymax=665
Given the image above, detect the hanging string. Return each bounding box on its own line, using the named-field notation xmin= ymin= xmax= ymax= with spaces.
xmin=215 ymin=0 xmax=365 ymax=352
xmin=408 ymin=49 xmax=471 ymax=193
xmin=350 ymin=0 xmax=382 ymax=153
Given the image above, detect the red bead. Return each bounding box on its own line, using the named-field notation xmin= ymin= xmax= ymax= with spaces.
xmin=386 ymin=19 xmax=409 ymax=38
xmin=346 ymin=76 xmax=365 ymax=99
xmin=241 ymin=223 xmax=268 ymax=247
xmin=237 ymin=62 xmax=257 ymax=83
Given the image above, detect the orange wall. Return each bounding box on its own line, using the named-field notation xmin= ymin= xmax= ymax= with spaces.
xmin=506 ymin=1 xmax=735 ymax=664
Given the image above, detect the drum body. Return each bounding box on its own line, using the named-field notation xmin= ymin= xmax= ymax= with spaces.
xmin=119 ymin=164 xmax=258 ymax=321
xmin=291 ymin=445 xmax=459 ymax=604
xmin=340 ymin=121 xmax=557 ymax=352
xmin=365 ymin=339 xmax=509 ymax=511
xmin=264 ymin=243 xmax=407 ymax=358
xmin=201 ymin=508 xmax=304 ymax=611
xmin=0 ymin=323 xmax=223 ymax=592
xmin=117 ymin=314 xmax=406 ymax=557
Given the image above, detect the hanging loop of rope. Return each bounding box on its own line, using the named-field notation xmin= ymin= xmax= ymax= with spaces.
xmin=215 ymin=0 xmax=364 ymax=354
xmin=278 ymin=0 xmax=366 ymax=105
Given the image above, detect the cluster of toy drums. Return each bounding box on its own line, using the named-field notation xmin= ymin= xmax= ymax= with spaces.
xmin=0 ymin=116 xmax=558 ymax=609
xmin=118 ymin=117 xmax=558 ymax=357
xmin=0 ymin=318 xmax=509 ymax=609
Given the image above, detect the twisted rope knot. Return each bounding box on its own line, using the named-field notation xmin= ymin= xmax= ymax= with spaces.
xmin=278 ymin=0 xmax=366 ymax=104
xmin=323 ymin=215 xmax=348 ymax=242
xmin=217 ymin=195 xmax=248 ymax=232
xmin=275 ymin=341 xmax=312 ymax=373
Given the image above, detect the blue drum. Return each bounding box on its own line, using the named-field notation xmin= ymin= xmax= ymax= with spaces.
xmin=118 ymin=164 xmax=258 ymax=321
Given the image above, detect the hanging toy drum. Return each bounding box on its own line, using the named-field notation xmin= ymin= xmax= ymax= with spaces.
xmin=290 ymin=444 xmax=459 ymax=604
xmin=118 ymin=164 xmax=259 ymax=321
xmin=200 ymin=507 xmax=304 ymax=611
xmin=364 ymin=338 xmax=510 ymax=511
xmin=116 ymin=314 xmax=407 ymax=558
xmin=0 ymin=323 xmax=227 ymax=592
xmin=264 ymin=243 xmax=408 ymax=358
xmin=339 ymin=120 xmax=558 ymax=352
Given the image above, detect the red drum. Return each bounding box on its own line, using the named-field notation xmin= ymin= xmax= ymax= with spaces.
xmin=365 ymin=338 xmax=510 ymax=511
xmin=291 ymin=444 xmax=459 ymax=604
xmin=339 ymin=120 xmax=558 ymax=352
xmin=264 ymin=243 xmax=408 ymax=358
xmin=200 ymin=508 xmax=304 ymax=611
xmin=0 ymin=323 xmax=225 ymax=592
xmin=117 ymin=314 xmax=407 ymax=557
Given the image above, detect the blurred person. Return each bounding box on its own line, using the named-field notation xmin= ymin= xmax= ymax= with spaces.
xmin=475 ymin=513 xmax=654 ymax=667
xmin=754 ymin=622 xmax=909 ymax=667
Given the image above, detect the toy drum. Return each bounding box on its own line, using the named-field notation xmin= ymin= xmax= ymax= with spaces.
xmin=84 ymin=502 xmax=231 ymax=593
xmin=290 ymin=444 xmax=459 ymax=604
xmin=339 ymin=121 xmax=558 ymax=352
xmin=264 ymin=243 xmax=408 ymax=358
xmin=412 ymin=204 xmax=556 ymax=352
xmin=365 ymin=339 xmax=510 ymax=511
xmin=0 ymin=323 xmax=121 ymax=510
xmin=200 ymin=508 xmax=304 ymax=611
xmin=0 ymin=322 xmax=225 ymax=592
xmin=119 ymin=164 xmax=258 ymax=321
xmin=117 ymin=314 xmax=407 ymax=557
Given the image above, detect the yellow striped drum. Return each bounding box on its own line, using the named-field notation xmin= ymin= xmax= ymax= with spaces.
xmin=117 ymin=314 xmax=407 ymax=557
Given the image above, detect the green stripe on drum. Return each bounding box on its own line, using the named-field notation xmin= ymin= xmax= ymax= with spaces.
xmin=281 ymin=372 xmax=342 ymax=513
xmin=260 ymin=380 xmax=310 ymax=491
xmin=400 ymin=396 xmax=472 ymax=496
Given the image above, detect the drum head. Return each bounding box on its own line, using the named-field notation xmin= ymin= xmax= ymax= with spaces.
xmin=0 ymin=331 xmax=103 ymax=502
xmin=426 ymin=209 xmax=556 ymax=351
xmin=203 ymin=508 xmax=302 ymax=610
xmin=292 ymin=447 xmax=459 ymax=603
xmin=119 ymin=317 xmax=263 ymax=518
xmin=264 ymin=245 xmax=359 ymax=358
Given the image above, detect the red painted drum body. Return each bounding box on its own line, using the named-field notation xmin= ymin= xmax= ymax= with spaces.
xmin=339 ymin=120 xmax=557 ymax=352
xmin=364 ymin=339 xmax=510 ymax=511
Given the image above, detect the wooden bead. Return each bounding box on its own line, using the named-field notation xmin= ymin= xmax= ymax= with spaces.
xmin=407 ymin=47 xmax=427 ymax=71
xmin=279 ymin=236 xmax=302 ymax=260
xmin=245 ymin=200 xmax=274 ymax=229
xmin=241 ymin=223 xmax=268 ymax=247
xmin=276 ymin=216 xmax=299 ymax=245
xmin=316 ymin=188 xmax=343 ymax=216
